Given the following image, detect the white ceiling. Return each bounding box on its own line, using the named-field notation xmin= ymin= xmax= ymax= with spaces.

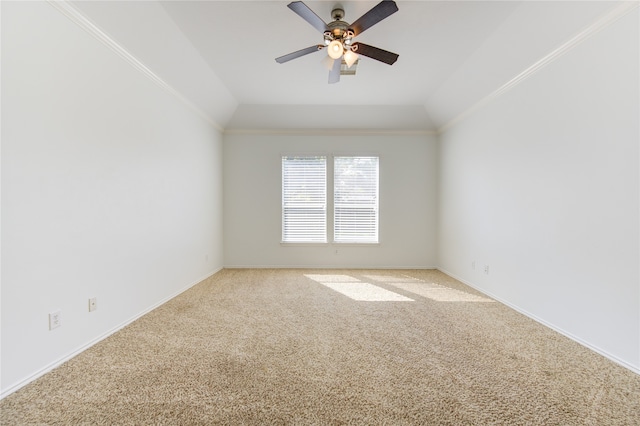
xmin=72 ymin=1 xmax=619 ymax=131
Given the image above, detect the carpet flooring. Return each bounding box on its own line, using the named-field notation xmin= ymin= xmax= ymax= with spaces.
xmin=1 ymin=269 xmax=639 ymax=425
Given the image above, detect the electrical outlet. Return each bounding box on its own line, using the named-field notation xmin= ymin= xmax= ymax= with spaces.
xmin=49 ymin=311 xmax=61 ymax=330
xmin=484 ymin=265 xmax=490 ymax=275
xmin=89 ymin=297 xmax=97 ymax=312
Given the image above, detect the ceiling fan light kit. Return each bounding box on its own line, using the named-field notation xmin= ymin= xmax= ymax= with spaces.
xmin=343 ymin=49 xmax=358 ymax=68
xmin=328 ymin=39 xmax=345 ymax=59
xmin=275 ymin=0 xmax=400 ymax=84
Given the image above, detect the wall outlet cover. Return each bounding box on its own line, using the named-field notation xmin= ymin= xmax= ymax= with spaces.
xmin=49 ymin=311 xmax=61 ymax=330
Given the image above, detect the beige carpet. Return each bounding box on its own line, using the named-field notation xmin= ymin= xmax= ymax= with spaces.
xmin=2 ymin=269 xmax=639 ymax=425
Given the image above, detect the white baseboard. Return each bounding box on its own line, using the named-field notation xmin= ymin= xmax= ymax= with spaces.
xmin=437 ymin=267 xmax=640 ymax=376
xmin=7 ymin=265 xmax=632 ymax=400
xmin=0 ymin=268 xmax=223 ymax=400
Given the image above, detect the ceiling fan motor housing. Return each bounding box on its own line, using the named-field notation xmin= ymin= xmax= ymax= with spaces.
xmin=324 ymin=7 xmax=353 ymax=41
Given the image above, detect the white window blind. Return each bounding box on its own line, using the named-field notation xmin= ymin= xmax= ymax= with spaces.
xmin=282 ymin=156 xmax=327 ymax=243
xmin=334 ymin=156 xmax=379 ymax=243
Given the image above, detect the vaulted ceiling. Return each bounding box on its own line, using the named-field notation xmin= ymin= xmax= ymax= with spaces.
xmin=71 ymin=1 xmax=619 ymax=132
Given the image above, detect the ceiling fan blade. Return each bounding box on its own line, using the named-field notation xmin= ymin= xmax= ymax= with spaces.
xmin=351 ymin=42 xmax=398 ymax=65
xmin=328 ymin=57 xmax=341 ymax=84
xmin=349 ymin=0 xmax=398 ymax=36
xmin=276 ymin=45 xmax=324 ymax=64
xmin=287 ymin=1 xmax=328 ymax=33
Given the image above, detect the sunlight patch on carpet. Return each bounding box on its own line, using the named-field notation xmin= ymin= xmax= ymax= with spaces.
xmin=362 ymin=274 xmax=424 ymax=283
xmin=365 ymin=275 xmax=495 ymax=303
xmin=305 ymin=274 xmax=414 ymax=302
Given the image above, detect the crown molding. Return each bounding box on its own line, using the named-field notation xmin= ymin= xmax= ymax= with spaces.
xmin=46 ymin=0 xmax=224 ymax=132
xmin=438 ymin=1 xmax=639 ymax=135
xmin=46 ymin=0 xmax=636 ymax=137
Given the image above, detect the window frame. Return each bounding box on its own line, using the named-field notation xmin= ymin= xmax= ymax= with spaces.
xmin=333 ymin=155 xmax=380 ymax=244
xmin=281 ymin=153 xmax=380 ymax=245
xmin=281 ymin=155 xmax=328 ymax=244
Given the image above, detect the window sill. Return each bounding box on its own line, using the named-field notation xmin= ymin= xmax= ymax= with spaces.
xmin=280 ymin=242 xmax=328 ymax=246
xmin=280 ymin=242 xmax=380 ymax=246
xmin=333 ymin=242 xmax=380 ymax=246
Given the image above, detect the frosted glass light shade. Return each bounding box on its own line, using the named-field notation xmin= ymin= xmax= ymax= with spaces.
xmin=328 ymin=40 xmax=344 ymax=59
xmin=343 ymin=50 xmax=358 ymax=68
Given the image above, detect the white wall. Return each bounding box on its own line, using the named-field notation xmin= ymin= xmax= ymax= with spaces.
xmin=437 ymin=9 xmax=639 ymax=371
xmin=71 ymin=0 xmax=238 ymax=128
xmin=223 ymin=133 xmax=437 ymax=268
xmin=2 ymin=1 xmax=637 ymax=401
xmin=1 ymin=1 xmax=224 ymax=395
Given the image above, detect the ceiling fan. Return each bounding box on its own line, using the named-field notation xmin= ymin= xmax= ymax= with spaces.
xmin=275 ymin=0 xmax=399 ymax=84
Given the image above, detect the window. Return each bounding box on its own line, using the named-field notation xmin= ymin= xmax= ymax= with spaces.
xmin=282 ymin=156 xmax=327 ymax=242
xmin=281 ymin=155 xmax=379 ymax=244
xmin=334 ymin=156 xmax=379 ymax=243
